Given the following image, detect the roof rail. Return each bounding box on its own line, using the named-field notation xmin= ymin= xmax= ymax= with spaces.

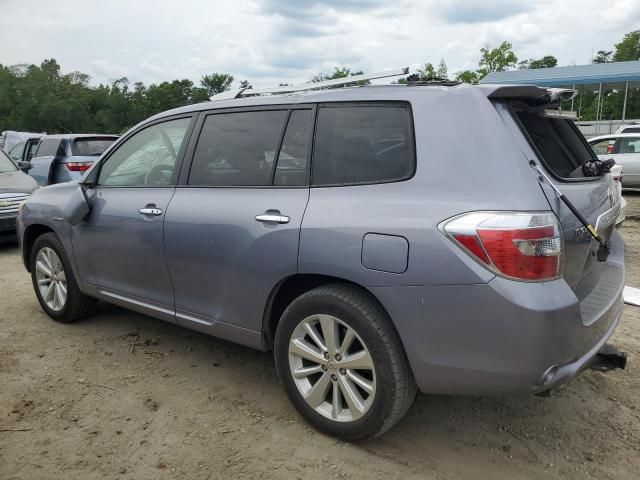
xmin=209 ymin=67 xmax=409 ymax=101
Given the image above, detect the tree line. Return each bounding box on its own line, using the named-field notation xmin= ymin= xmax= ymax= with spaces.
xmin=0 ymin=30 xmax=638 ymax=135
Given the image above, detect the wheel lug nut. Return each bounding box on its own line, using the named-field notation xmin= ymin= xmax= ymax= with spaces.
xmin=331 ymin=374 xmax=337 ymax=382
xmin=334 ymin=354 xmax=341 ymax=361
xmin=339 ymin=368 xmax=346 ymax=375
xmin=324 ymin=352 xmax=330 ymax=360
xmin=322 ymin=365 xmax=327 ymax=371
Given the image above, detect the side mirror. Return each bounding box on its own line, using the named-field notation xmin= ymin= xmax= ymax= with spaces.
xmin=17 ymin=161 xmax=33 ymax=172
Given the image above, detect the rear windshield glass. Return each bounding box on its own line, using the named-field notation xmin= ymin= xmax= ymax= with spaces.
xmin=515 ymin=110 xmax=594 ymax=178
xmin=72 ymin=138 xmax=116 ymax=156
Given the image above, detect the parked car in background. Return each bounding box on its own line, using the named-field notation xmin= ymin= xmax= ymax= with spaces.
xmin=1 ymin=131 xmax=45 ymax=153
xmin=27 ymin=134 xmax=118 ymax=186
xmin=18 ymin=82 xmax=625 ymax=440
xmin=8 ymin=137 xmax=42 ymax=164
xmin=0 ymin=148 xmax=38 ymax=239
xmin=588 ymin=133 xmax=640 ymax=188
xmin=615 ymin=123 xmax=640 ymax=134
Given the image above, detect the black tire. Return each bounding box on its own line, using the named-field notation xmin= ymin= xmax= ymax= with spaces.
xmin=274 ymin=283 xmax=416 ymax=441
xmin=30 ymin=233 xmax=96 ymax=323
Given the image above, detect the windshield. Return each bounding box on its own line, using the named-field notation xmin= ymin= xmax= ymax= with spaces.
xmin=0 ymin=149 xmax=18 ymax=173
xmin=72 ymin=137 xmax=116 ymax=156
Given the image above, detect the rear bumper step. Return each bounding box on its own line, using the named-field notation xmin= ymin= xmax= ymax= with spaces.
xmin=588 ymin=344 xmax=627 ymax=372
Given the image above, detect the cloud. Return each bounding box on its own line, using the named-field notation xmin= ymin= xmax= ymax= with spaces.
xmin=260 ymin=0 xmax=389 ymax=20
xmin=429 ymin=0 xmax=531 ymax=23
xmin=0 ymin=0 xmax=637 ymax=90
xmin=90 ymin=60 xmax=129 ymax=81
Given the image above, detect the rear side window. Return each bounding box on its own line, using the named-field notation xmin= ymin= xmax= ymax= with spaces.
xmin=621 ymin=127 xmax=640 ymax=134
xmin=616 ymin=137 xmax=640 ymax=154
xmin=274 ymin=110 xmax=313 ymax=186
xmin=311 ymin=104 xmax=414 ymax=186
xmin=72 ymin=137 xmax=116 ymax=156
xmin=36 ymin=138 xmax=63 ymax=157
xmin=515 ymin=110 xmax=594 ymax=178
xmin=189 ymin=110 xmax=289 ymax=186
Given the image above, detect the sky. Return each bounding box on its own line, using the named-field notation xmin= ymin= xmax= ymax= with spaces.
xmin=0 ymin=0 xmax=638 ymax=88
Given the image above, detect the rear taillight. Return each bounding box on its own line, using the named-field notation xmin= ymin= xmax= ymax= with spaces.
xmin=66 ymin=162 xmax=92 ymax=172
xmin=441 ymin=212 xmax=563 ymax=281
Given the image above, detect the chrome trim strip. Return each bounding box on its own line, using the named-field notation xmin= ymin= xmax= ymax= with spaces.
xmin=98 ymin=289 xmax=175 ymax=316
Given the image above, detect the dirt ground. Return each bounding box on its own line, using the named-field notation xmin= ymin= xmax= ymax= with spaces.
xmin=1 ymin=193 xmax=640 ymax=480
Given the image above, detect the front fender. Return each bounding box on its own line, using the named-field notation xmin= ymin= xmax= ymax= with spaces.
xmin=19 ymin=183 xmax=86 ymax=291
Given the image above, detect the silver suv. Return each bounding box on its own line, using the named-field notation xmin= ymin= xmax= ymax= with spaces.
xmin=18 ymin=82 xmax=625 ymax=440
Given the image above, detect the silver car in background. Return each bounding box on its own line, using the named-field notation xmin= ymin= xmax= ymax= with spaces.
xmin=589 ymin=133 xmax=640 ymax=188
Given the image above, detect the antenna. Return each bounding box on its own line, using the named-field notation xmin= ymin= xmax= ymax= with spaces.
xmin=209 ymin=67 xmax=409 ymax=101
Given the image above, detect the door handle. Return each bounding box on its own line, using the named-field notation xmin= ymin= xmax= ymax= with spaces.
xmin=139 ymin=207 xmax=163 ymax=216
xmin=255 ymin=213 xmax=290 ymax=224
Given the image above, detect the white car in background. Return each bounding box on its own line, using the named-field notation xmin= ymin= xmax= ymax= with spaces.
xmin=615 ymin=123 xmax=640 ymax=135
xmin=588 ymin=134 xmax=640 ymax=226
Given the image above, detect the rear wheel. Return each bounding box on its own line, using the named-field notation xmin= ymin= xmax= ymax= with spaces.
xmin=274 ymin=284 xmax=416 ymax=440
xmin=30 ymin=233 xmax=96 ymax=323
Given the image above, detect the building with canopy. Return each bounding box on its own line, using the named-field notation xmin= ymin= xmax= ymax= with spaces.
xmin=481 ymin=61 xmax=640 ymax=134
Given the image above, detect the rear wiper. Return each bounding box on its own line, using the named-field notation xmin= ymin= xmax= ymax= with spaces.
xmin=530 ymin=160 xmax=610 ymax=262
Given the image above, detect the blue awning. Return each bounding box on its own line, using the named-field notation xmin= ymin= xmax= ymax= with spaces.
xmin=480 ymin=61 xmax=640 ymax=86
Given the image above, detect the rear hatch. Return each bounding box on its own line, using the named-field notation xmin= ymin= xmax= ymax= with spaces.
xmin=66 ymin=136 xmax=118 ymax=172
xmin=489 ymin=86 xmax=621 ymax=301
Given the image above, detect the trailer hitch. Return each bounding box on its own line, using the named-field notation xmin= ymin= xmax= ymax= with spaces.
xmin=588 ymin=344 xmax=627 ymax=373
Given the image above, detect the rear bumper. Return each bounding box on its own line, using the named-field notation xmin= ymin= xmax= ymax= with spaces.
xmin=371 ymin=230 xmax=625 ymax=396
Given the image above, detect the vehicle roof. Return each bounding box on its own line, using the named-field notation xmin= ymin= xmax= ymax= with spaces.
xmin=145 ymin=83 xmax=549 ymax=123
xmin=588 ymin=133 xmax=640 ymax=141
xmin=40 ymin=134 xmax=119 ymax=140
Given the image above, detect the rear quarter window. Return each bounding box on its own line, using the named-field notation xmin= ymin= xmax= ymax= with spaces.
xmin=311 ymin=103 xmax=415 ymax=186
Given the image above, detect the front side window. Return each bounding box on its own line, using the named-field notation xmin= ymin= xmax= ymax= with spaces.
xmin=0 ymin=149 xmax=18 ymax=173
xmin=8 ymin=142 xmax=25 ymax=161
xmin=311 ymin=104 xmax=415 ymax=186
xmin=189 ymin=110 xmax=289 ymax=187
xmin=98 ymin=117 xmax=191 ymax=187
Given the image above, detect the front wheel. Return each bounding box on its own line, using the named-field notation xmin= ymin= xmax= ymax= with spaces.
xmin=30 ymin=233 xmax=96 ymax=323
xmin=274 ymin=284 xmax=416 ymax=441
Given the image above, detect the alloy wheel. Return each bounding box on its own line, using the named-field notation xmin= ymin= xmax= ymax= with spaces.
xmin=35 ymin=247 xmax=67 ymax=312
xmin=288 ymin=314 xmax=376 ymax=422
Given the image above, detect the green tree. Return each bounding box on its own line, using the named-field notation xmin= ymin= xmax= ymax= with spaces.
xmin=436 ymin=58 xmax=448 ymax=79
xmin=455 ymin=70 xmax=480 ymax=84
xmin=478 ymin=41 xmax=518 ymax=78
xmin=200 ymin=73 xmax=234 ymax=96
xmin=519 ymin=55 xmax=558 ymax=69
xmin=593 ymin=50 xmax=613 ymax=64
xmin=613 ymin=30 xmax=640 ymax=61
xmin=311 ymin=67 xmax=369 ymax=87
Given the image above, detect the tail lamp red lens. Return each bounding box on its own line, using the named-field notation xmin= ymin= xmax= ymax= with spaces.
xmin=66 ymin=162 xmax=93 ymax=172
xmin=441 ymin=212 xmax=563 ymax=281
